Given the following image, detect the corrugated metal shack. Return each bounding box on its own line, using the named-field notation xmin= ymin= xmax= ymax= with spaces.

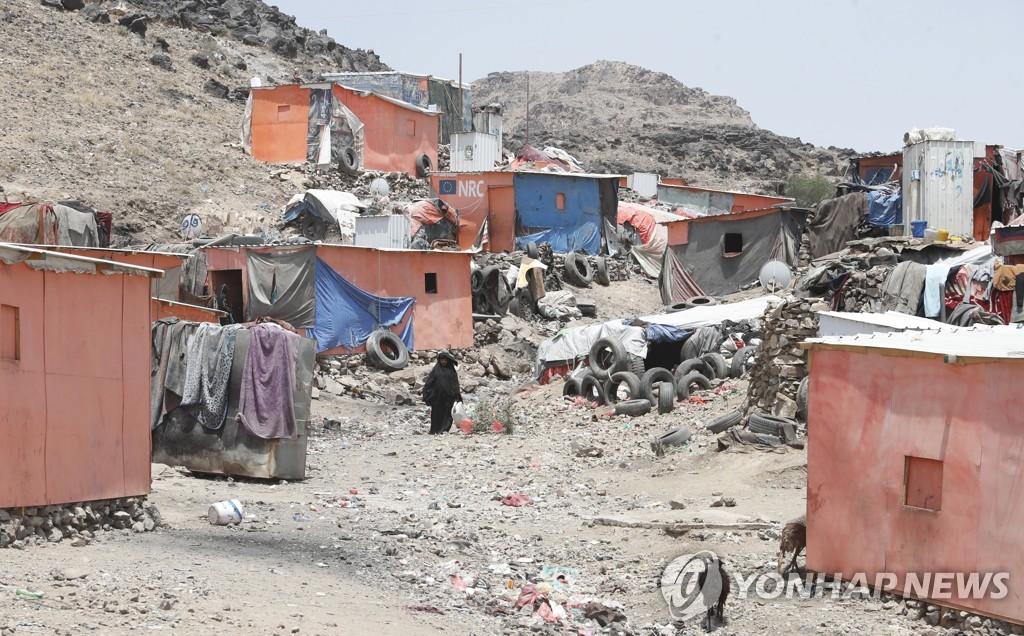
xmin=902 ymin=139 xmax=975 ymax=238
xmin=803 ymin=327 xmax=1024 ymax=625
xmin=656 ymin=183 xmax=792 ymax=216
xmin=0 ymin=244 xmax=162 ymax=508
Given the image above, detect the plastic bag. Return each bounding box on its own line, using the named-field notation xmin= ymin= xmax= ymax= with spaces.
xmin=451 ymin=401 xmax=466 ymax=422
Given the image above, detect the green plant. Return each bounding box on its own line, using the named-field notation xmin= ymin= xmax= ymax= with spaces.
xmin=785 ymin=172 xmax=836 ymax=208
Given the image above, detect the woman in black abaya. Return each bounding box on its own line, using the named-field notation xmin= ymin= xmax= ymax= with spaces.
xmin=422 ymin=351 xmax=462 ymax=434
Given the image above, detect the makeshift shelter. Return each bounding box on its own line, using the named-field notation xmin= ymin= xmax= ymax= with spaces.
xmin=803 ymin=327 xmax=1024 ymax=624
xmin=660 ymin=208 xmax=804 ymax=301
xmin=0 ymin=201 xmax=110 ymax=248
xmin=430 ymin=171 xmax=620 ymax=254
xmin=245 ymin=83 xmax=438 ymax=176
xmin=321 ymin=71 xmax=472 ymax=144
xmin=655 ymin=184 xmax=791 ymax=216
xmin=0 ymin=243 xmax=162 ymax=508
xmin=203 ymin=244 xmax=473 ymax=353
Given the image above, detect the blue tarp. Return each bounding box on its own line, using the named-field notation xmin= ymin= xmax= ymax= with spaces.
xmin=866 ymin=191 xmax=902 ymax=227
xmin=642 ymin=323 xmax=692 ymax=344
xmin=513 ymin=173 xmax=606 ymax=254
xmin=310 ymin=258 xmax=416 ymax=353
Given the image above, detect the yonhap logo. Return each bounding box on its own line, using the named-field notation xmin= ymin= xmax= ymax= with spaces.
xmin=660 ymin=550 xmax=726 ymax=623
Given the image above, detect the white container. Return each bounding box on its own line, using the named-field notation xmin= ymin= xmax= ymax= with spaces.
xmin=450 ymin=132 xmax=500 ymax=172
xmin=208 ymin=499 xmax=244 ymax=525
xmin=902 ymin=139 xmax=974 ymax=238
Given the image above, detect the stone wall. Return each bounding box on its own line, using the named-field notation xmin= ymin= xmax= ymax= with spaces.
xmin=745 ymin=296 xmax=825 ymax=418
xmin=1 ymin=498 xmax=161 ymax=549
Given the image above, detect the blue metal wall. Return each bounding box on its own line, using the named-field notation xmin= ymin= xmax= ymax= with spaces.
xmin=513 ymin=173 xmax=603 ymax=254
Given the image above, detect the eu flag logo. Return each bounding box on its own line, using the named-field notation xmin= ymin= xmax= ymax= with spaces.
xmin=439 ymin=179 xmax=456 ymax=195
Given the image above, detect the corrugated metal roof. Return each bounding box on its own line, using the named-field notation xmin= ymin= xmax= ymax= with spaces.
xmin=335 ymin=84 xmax=440 ymax=116
xmin=806 ymin=326 xmax=1024 ymax=359
xmin=657 ymin=182 xmax=795 ymax=201
xmin=817 ymin=310 xmax=960 ymax=333
xmin=514 ymin=170 xmax=625 ymax=180
xmin=35 ymin=245 xmax=192 ymax=259
xmin=642 ymin=295 xmax=780 ymax=328
xmin=0 ymin=243 xmax=164 ymax=276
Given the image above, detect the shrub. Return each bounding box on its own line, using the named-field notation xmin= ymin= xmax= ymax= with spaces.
xmin=785 ymin=172 xmax=836 ymax=208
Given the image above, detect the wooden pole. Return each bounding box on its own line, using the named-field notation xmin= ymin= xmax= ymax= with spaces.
xmin=458 ymin=53 xmax=464 ymax=133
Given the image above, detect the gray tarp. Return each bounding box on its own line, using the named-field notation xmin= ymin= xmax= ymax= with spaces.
xmin=245 ymin=248 xmax=316 ymax=328
xmin=52 ymin=203 xmax=100 ymax=247
xmin=807 ymin=192 xmax=867 ymax=259
xmin=535 ymin=321 xmax=647 ymax=375
xmin=663 ymin=210 xmax=803 ymax=297
xmin=879 ymin=261 xmax=927 ymax=315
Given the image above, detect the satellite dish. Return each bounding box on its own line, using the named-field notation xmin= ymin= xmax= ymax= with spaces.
xmin=758 ymin=260 xmax=792 ymax=293
xmin=179 ymin=213 xmax=202 ymax=240
xmin=369 ymin=178 xmax=390 ymax=198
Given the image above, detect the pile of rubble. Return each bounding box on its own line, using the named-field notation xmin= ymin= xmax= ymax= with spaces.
xmin=302 ymin=168 xmax=432 ymax=204
xmin=745 ymin=295 xmax=823 ymax=418
xmin=437 ymin=144 xmax=451 ymax=172
xmin=797 ymin=238 xmax=919 ymax=313
xmin=1 ymin=498 xmax=162 ymax=549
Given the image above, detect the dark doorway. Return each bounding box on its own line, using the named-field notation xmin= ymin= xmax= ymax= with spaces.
xmin=209 ymin=270 xmax=244 ymax=324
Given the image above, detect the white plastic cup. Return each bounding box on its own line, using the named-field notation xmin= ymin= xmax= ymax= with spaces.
xmin=208 ymin=499 xmax=245 ymax=525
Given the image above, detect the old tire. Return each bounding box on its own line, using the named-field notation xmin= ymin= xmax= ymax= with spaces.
xmin=675 ymin=370 xmax=712 ymax=401
xmin=300 ymin=214 xmax=328 ymax=241
xmin=748 ymin=411 xmax=794 ymax=438
xmin=589 ymin=337 xmax=627 ymax=381
xmin=657 ymin=382 xmax=674 ymax=414
xmin=415 ymin=153 xmax=433 ymax=178
xmin=605 ymin=371 xmax=641 ymax=404
xmin=563 ymin=377 xmax=582 ymax=398
xmin=614 ymin=399 xmax=652 ymax=417
xmin=628 ymin=354 xmax=646 ymax=376
xmin=699 ymin=352 xmax=729 ymax=380
xmin=470 ymin=268 xmax=484 ymax=294
xmin=640 ymin=367 xmax=675 ymax=404
xmin=707 ymin=410 xmax=742 ymax=434
xmin=797 ymin=376 xmax=809 ymax=421
xmin=366 ymin=330 xmax=409 ymax=371
xmin=595 ymin=257 xmax=610 ymax=286
xmin=652 ymin=426 xmax=691 ymax=450
xmin=668 ymin=302 xmax=689 ymax=313
xmin=730 ymin=346 xmax=757 ymax=378
xmin=675 ymin=358 xmax=711 ymax=382
xmin=339 ymin=146 xmax=360 ymax=175
xmin=684 ymin=295 xmax=717 ymax=309
xmin=580 ymin=375 xmax=607 ymax=405
xmin=526 ymin=241 xmax=539 ymax=259
xmin=563 ymin=253 xmax=593 ymax=287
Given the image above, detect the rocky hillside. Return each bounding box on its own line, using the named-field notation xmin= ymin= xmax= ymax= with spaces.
xmin=473 ymin=61 xmax=854 ymax=194
xmin=0 ymin=0 xmax=385 ymax=244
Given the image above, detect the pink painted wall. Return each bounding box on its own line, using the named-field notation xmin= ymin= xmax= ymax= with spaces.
xmin=0 ymin=262 xmax=153 ymax=508
xmin=807 ymin=348 xmax=1024 ymax=623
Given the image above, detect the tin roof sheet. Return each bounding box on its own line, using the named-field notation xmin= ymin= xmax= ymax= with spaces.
xmin=806 ymin=326 xmax=1024 ymax=360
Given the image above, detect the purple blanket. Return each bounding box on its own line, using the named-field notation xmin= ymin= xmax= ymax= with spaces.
xmin=236 ymin=324 xmax=298 ymax=439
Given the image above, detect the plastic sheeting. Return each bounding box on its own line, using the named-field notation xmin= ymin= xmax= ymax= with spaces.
xmin=632 ymin=223 xmax=667 ymax=278
xmin=865 ymin=190 xmax=902 ymax=227
xmin=245 ymin=248 xmax=316 ymax=328
xmin=282 ymin=190 xmax=365 ymax=241
xmin=0 ymin=203 xmax=57 ymax=245
xmin=535 ymin=320 xmax=647 ymax=375
xmin=310 ymin=258 xmax=415 ymax=353
xmin=641 ymin=295 xmax=781 ymax=329
xmin=808 ymin=192 xmax=867 ymax=259
xmin=643 ymin=323 xmax=691 ymax=344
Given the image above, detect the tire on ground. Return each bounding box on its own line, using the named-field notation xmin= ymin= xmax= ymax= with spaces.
xmin=657 ymin=381 xmax=674 ymax=414
xmin=589 ymin=337 xmax=628 ymax=381
xmin=470 ymin=268 xmax=484 ymax=294
xmin=580 ymin=375 xmax=608 ymax=405
xmin=563 ymin=253 xmax=594 ymax=287
xmin=339 ymin=146 xmax=360 ymax=175
xmin=729 ymin=346 xmax=757 ymax=378
xmin=683 ymin=295 xmax=717 ymax=308
xmin=707 ymin=410 xmax=742 ymax=434
xmin=605 ymin=371 xmax=641 ymax=404
xmin=640 ymin=367 xmax=675 ymax=403
xmin=675 ymin=358 xmax=711 ymax=382
xmin=680 ymin=337 xmax=699 ymax=362
xmin=365 ymin=330 xmax=409 ymax=371
xmin=595 ymin=257 xmax=610 ymax=286
xmin=748 ymin=411 xmax=795 ymax=438
xmin=652 ymin=426 xmax=691 ymax=450
xmin=562 ymin=377 xmax=582 ymax=397
xmin=699 ymin=352 xmax=729 ymax=380
xmin=675 ymin=370 xmax=712 ymax=401
xmin=614 ymin=399 xmax=651 ymax=417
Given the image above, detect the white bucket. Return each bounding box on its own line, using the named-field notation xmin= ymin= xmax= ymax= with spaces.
xmin=208 ymin=499 xmax=244 ymax=525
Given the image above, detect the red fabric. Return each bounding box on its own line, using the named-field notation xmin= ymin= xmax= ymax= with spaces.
xmin=501 ymin=494 xmax=533 ymax=507
xmin=616 ymin=202 xmax=658 ymax=244
xmin=0 ymin=203 xmax=22 ymax=216
xmin=539 ymin=364 xmax=571 ymax=385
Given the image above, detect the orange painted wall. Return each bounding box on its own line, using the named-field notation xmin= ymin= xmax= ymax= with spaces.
xmin=250 ymin=84 xmax=310 ymax=163
xmin=664 ymin=221 xmax=688 ymax=246
xmin=333 ymin=85 xmax=439 ymax=175
xmin=807 ymin=348 xmax=1024 ymax=624
xmin=204 ymin=245 xmax=473 ymax=352
xmin=430 ymin=172 xmax=516 ymax=251
xmin=151 ymin=299 xmax=221 ymax=323
xmin=0 ymin=262 xmax=153 ymax=508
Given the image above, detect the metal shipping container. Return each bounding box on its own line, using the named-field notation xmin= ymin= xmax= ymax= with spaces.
xmin=450 ymin=132 xmax=500 ymax=172
xmin=354 ymin=215 xmax=411 ymax=249
xmin=902 ymin=139 xmax=975 ymax=237
xmin=628 ymin=172 xmax=659 ymax=198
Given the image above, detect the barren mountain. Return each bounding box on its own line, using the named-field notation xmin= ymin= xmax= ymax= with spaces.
xmin=0 ymin=0 xmax=385 ymax=245
xmin=473 ymin=61 xmax=854 ymax=193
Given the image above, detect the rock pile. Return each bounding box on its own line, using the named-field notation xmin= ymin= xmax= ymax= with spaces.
xmin=745 ymin=296 xmax=824 ymax=418
xmin=1 ymin=498 xmax=162 ymax=549
xmin=302 ymin=168 xmax=432 ymax=204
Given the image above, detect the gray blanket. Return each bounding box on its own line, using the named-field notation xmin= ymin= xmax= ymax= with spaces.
xmin=807 ymin=192 xmax=867 ymax=259
xmin=150 ymin=318 xmax=180 ymax=430
xmin=235 ymin=324 xmax=299 ymax=439
xmin=880 ymin=261 xmax=927 ymax=315
xmin=181 ymin=323 xmax=241 ymax=430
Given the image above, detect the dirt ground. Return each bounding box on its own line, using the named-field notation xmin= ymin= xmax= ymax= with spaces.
xmin=1 ymin=365 xmax=948 ymax=635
